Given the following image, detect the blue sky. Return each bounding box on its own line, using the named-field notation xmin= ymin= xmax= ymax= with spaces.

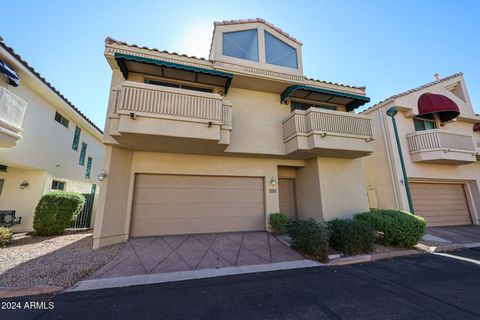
xmin=2 ymin=1 xmax=479 ymax=127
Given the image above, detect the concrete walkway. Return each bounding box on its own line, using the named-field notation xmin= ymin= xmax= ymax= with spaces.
xmin=9 ymin=249 xmax=480 ymax=320
xmin=89 ymin=232 xmax=303 ymax=279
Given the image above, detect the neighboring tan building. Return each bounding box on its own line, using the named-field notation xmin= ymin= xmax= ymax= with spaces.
xmin=0 ymin=37 xmax=105 ymax=232
xmin=94 ymin=18 xmax=375 ymax=248
xmin=363 ymin=73 xmax=480 ymax=227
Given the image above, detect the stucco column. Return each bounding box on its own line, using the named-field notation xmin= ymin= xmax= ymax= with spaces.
xmin=93 ymin=146 xmax=133 ymax=248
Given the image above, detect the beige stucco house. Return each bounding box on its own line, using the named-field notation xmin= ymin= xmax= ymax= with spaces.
xmin=93 ymin=18 xmax=375 ymax=248
xmin=0 ymin=37 xmax=105 ymax=231
xmin=363 ymin=73 xmax=480 ymax=227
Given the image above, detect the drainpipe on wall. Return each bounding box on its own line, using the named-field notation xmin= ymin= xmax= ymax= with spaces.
xmin=386 ymin=107 xmax=415 ymax=214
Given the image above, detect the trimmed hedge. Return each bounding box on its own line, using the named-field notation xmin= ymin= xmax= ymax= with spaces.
xmin=327 ymin=218 xmax=375 ymax=255
xmin=269 ymin=213 xmax=288 ymax=234
xmin=287 ymin=219 xmax=329 ymax=262
xmin=0 ymin=227 xmax=12 ymax=246
xmin=354 ymin=210 xmax=426 ymax=247
xmin=33 ymin=192 xmax=85 ymax=236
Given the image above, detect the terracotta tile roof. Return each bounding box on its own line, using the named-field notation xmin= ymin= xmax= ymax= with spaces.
xmin=363 ymin=72 xmax=463 ymax=113
xmin=214 ymin=18 xmax=303 ymax=45
xmin=0 ymin=36 xmax=102 ymax=134
xmin=105 ymin=37 xmax=210 ymax=61
xmin=305 ymin=77 xmax=366 ymax=91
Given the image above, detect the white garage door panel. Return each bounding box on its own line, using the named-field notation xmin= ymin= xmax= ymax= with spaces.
xmin=411 ymin=182 xmax=472 ymax=227
xmin=134 ymin=188 xmax=264 ymax=204
xmin=132 ymin=203 xmax=265 ymax=219
xmin=131 ymin=216 xmax=265 ymax=237
xmin=130 ymin=174 xmax=265 ymax=237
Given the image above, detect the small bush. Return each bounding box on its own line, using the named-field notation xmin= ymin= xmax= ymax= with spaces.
xmin=0 ymin=227 xmax=12 ymax=246
xmin=287 ymin=219 xmax=329 ymax=262
xmin=33 ymin=192 xmax=85 ymax=236
xmin=327 ymin=218 xmax=375 ymax=255
xmin=354 ymin=210 xmax=426 ymax=247
xmin=269 ymin=213 xmax=288 ymax=234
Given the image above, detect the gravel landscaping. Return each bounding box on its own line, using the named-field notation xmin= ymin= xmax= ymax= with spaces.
xmin=0 ymin=231 xmax=124 ymax=288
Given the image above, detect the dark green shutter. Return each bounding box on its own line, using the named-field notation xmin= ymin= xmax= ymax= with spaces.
xmin=85 ymin=157 xmax=92 ymax=179
xmin=72 ymin=126 xmax=81 ymax=150
xmin=79 ymin=143 xmax=87 ymax=165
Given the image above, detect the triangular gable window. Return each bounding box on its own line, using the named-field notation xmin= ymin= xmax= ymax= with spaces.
xmin=265 ymin=31 xmax=297 ymax=69
xmin=222 ymin=29 xmax=259 ymax=62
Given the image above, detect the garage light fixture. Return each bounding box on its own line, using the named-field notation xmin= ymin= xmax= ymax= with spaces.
xmin=270 ymin=177 xmax=277 ymax=186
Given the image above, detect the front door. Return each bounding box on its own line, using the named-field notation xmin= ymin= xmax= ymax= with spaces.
xmin=279 ymin=179 xmax=297 ymax=219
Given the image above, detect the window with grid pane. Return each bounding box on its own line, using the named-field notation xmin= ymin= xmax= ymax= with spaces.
xmin=413 ymin=114 xmax=436 ymax=131
xmin=51 ymin=180 xmax=65 ymax=191
xmin=54 ymin=112 xmax=69 ymax=128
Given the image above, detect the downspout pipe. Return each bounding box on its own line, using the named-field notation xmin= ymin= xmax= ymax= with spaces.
xmin=386 ymin=107 xmax=415 ymax=214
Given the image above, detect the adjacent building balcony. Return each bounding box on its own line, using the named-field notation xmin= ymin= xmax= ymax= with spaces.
xmin=0 ymin=86 xmax=26 ymax=148
xmin=109 ymin=81 xmax=232 ymax=153
xmin=406 ymin=129 xmax=477 ymax=165
xmin=282 ymin=108 xmax=374 ymax=159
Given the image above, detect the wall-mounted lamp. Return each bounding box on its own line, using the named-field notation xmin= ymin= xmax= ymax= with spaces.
xmin=19 ymin=180 xmax=29 ymax=189
xmin=98 ymin=169 xmax=108 ymax=181
xmin=270 ymin=177 xmax=277 ymax=186
xmin=208 ymin=121 xmax=213 ymax=128
xmin=218 ymin=90 xmax=224 ymax=96
xmin=130 ymin=112 xmax=137 ymax=120
xmin=284 ymin=100 xmax=290 ymax=105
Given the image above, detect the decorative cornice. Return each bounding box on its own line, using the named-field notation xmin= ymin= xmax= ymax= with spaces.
xmin=213 ymin=61 xmax=304 ymax=82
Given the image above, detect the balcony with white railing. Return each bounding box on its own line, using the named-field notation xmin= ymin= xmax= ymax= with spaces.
xmin=406 ymin=129 xmax=476 ymax=165
xmin=282 ymin=107 xmax=374 ymax=159
xmin=109 ymin=81 xmax=232 ymax=152
xmin=0 ymin=86 xmax=27 ymax=148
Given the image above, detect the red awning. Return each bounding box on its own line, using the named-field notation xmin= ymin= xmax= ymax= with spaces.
xmin=474 ymin=123 xmax=480 ymax=132
xmin=417 ymin=93 xmax=460 ymax=122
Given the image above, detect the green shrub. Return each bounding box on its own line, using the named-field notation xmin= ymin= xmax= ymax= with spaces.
xmin=354 ymin=210 xmax=426 ymax=247
xmin=33 ymin=192 xmax=85 ymax=236
xmin=269 ymin=213 xmax=288 ymax=234
xmin=327 ymin=218 xmax=375 ymax=255
xmin=287 ymin=219 xmax=329 ymax=262
xmin=0 ymin=227 xmax=12 ymax=246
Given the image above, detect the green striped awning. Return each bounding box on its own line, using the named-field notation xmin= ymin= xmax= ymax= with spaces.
xmin=114 ymin=53 xmax=233 ymax=93
xmin=281 ymin=85 xmax=370 ymax=111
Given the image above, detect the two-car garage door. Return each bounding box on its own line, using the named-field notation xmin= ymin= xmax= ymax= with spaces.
xmin=410 ymin=182 xmax=472 ymax=226
xmin=130 ymin=174 xmax=265 ymax=237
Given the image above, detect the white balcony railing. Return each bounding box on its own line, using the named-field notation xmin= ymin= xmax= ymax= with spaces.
xmin=283 ymin=108 xmax=373 ymax=140
xmin=407 ymin=130 xmax=475 ymax=153
xmin=0 ymin=86 xmax=27 ymax=147
xmin=406 ymin=129 xmax=476 ymax=164
xmin=282 ymin=107 xmax=374 ymax=158
xmin=117 ymin=81 xmax=232 ymax=128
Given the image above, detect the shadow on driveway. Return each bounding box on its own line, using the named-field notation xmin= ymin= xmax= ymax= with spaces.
xmin=3 ymin=249 xmax=480 ymax=320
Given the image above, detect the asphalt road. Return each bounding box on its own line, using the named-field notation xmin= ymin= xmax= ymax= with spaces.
xmin=3 ymin=248 xmax=480 ymax=320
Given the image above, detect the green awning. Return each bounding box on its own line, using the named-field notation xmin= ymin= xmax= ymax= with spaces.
xmin=281 ymin=85 xmax=370 ymax=111
xmin=114 ymin=53 xmax=233 ymax=93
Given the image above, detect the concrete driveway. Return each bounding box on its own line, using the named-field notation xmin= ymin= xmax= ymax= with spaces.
xmin=89 ymin=231 xmax=303 ymax=279
xmin=426 ymin=225 xmax=480 ymax=244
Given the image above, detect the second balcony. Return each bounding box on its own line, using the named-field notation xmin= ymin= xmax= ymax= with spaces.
xmin=406 ymin=129 xmax=477 ymax=165
xmin=282 ymin=107 xmax=374 ymax=159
